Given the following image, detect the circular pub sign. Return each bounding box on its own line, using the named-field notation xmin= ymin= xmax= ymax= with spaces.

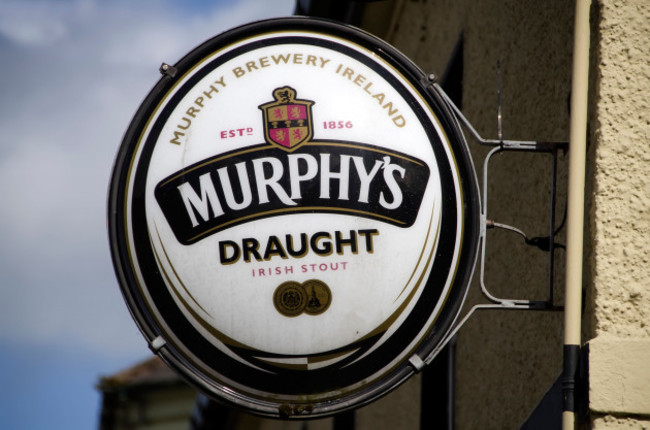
xmin=108 ymin=17 xmax=479 ymax=418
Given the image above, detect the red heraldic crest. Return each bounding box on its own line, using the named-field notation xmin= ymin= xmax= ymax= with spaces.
xmin=259 ymin=86 xmax=314 ymax=151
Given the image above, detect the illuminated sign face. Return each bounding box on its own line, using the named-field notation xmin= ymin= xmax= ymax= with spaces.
xmin=108 ymin=17 xmax=479 ymax=418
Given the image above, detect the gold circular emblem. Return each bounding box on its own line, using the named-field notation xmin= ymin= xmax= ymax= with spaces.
xmin=303 ymin=279 xmax=332 ymax=315
xmin=273 ymin=282 xmax=307 ymax=317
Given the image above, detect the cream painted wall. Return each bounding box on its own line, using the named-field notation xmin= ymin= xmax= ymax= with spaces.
xmin=589 ymin=0 xmax=650 ymax=342
xmin=587 ymin=0 xmax=650 ymax=425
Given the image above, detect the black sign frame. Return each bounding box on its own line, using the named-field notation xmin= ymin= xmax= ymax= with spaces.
xmin=108 ymin=17 xmax=480 ymax=418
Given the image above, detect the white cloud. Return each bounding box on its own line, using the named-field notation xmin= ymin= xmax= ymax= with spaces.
xmin=0 ymin=0 xmax=94 ymax=46
xmin=0 ymin=0 xmax=294 ymax=359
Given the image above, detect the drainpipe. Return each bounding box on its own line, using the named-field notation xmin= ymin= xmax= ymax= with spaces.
xmin=562 ymin=0 xmax=591 ymax=428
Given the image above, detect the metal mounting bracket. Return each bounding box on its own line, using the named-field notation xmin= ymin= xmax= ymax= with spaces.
xmin=422 ymin=81 xmax=568 ymax=364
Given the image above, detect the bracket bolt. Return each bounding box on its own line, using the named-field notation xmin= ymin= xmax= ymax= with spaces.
xmin=159 ymin=62 xmax=177 ymax=77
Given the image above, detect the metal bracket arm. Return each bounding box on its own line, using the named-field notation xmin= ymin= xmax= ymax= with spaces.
xmin=420 ymin=80 xmax=567 ymax=365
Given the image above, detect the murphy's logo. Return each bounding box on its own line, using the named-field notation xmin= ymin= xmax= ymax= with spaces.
xmin=259 ymin=86 xmax=314 ymax=151
xmin=154 ymin=86 xmax=430 ymax=245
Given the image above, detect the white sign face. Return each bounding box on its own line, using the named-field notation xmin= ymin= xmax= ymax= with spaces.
xmin=109 ymin=18 xmax=479 ymax=418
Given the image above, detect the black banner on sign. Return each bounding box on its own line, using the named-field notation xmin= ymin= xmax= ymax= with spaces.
xmin=155 ymin=140 xmax=430 ymax=245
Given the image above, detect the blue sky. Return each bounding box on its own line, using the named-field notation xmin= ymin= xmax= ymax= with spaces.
xmin=0 ymin=0 xmax=294 ymax=428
